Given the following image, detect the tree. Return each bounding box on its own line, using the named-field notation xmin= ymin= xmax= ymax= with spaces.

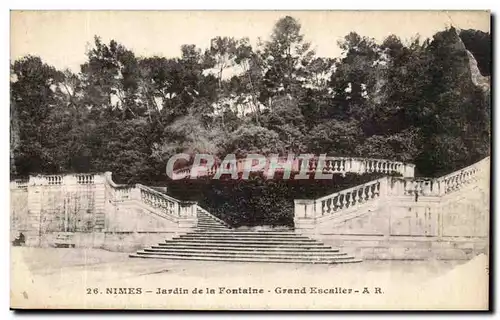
xmin=224 ymin=124 xmax=283 ymax=158
xmin=11 ymin=56 xmax=62 ymax=175
xmin=205 ymin=36 xmax=239 ymax=87
xmin=80 ymin=36 xmax=142 ymax=118
xmin=261 ymin=16 xmax=315 ymax=104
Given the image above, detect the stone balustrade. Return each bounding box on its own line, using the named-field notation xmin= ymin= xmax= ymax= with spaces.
xmin=13 ymin=173 xmax=106 ymax=187
xmin=294 ymin=177 xmax=386 ymax=220
xmin=317 ymin=178 xmax=384 ymax=216
xmin=295 ymin=156 xmax=489 ymax=221
xmin=387 ymin=157 xmax=490 ymax=197
xmin=172 ymin=156 xmax=415 ymax=179
xmin=137 ymin=184 xmax=180 ymax=217
xmin=439 ymin=157 xmax=489 ymax=194
xmin=10 ymin=179 xmax=28 ymax=190
xmin=76 ymin=174 xmax=95 ymax=184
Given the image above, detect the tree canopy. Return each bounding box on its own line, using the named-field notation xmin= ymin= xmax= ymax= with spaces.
xmin=10 ymin=17 xmax=491 ymax=182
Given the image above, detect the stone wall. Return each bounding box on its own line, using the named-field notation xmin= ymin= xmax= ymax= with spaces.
xmin=10 ymin=172 xmax=197 ymax=251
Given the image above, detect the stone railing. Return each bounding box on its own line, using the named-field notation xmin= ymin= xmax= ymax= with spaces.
xmin=10 ymin=179 xmax=29 ymax=190
xmin=294 ymin=177 xmax=387 ymax=220
xmin=439 ymin=157 xmax=489 ymax=195
xmin=12 ymin=173 xmax=105 ymax=187
xmin=295 ymin=156 xmax=489 ymax=223
xmin=102 ymin=172 xmax=197 ymax=220
xmin=387 ymin=157 xmax=490 ymax=197
xmin=137 ymin=184 xmax=181 ymax=218
xmin=172 ymin=156 xmax=415 ymax=180
xmin=316 ymin=178 xmax=385 ymax=216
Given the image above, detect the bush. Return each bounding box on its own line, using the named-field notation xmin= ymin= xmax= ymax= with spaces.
xmin=166 ymin=172 xmax=387 ymax=227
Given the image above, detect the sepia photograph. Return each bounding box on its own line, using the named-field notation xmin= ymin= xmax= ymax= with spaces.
xmin=9 ymin=10 xmax=491 ymax=310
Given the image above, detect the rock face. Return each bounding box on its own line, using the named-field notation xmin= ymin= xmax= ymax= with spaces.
xmin=465 ymin=50 xmax=490 ymax=93
xmin=457 ymin=28 xmax=491 ymax=94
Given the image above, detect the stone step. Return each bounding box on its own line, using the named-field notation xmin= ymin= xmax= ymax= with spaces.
xmin=130 ymin=252 xmax=361 ymax=264
xmin=151 ymin=244 xmax=339 ymax=252
xmin=144 ymin=248 xmax=347 ymax=257
xmin=192 ymin=231 xmax=296 ymax=235
xmin=159 ymin=241 xmax=328 ymax=248
xmin=165 ymin=238 xmax=319 ymax=245
xmin=196 ymin=222 xmax=225 ymax=225
xmin=196 ymin=221 xmax=224 ymax=225
xmin=179 ymin=232 xmax=311 ymax=239
xmin=197 ymin=217 xmax=223 ymax=221
xmin=130 ymin=210 xmax=361 ymax=264
xmin=196 ymin=225 xmax=228 ymax=230
xmin=176 ymin=235 xmax=314 ymax=241
xmin=196 ymin=223 xmax=227 ymax=227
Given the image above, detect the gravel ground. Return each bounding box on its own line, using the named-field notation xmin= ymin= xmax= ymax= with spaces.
xmin=10 ymin=247 xmax=488 ymax=310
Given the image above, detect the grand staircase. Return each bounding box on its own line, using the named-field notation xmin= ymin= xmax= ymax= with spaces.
xmin=130 ymin=208 xmax=361 ymax=264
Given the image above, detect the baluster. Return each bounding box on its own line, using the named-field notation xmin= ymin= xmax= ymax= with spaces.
xmin=337 ymin=194 xmax=344 ymax=210
xmin=367 ymin=185 xmax=373 ymax=199
xmin=309 ymin=159 xmax=315 ymax=172
xmin=351 ymin=190 xmax=357 ymax=206
xmin=343 ymin=193 xmax=349 ymax=208
xmin=333 ymin=195 xmax=339 ymax=211
xmin=325 ymin=160 xmax=332 ymax=173
xmin=363 ymin=186 xmax=369 ymax=201
xmin=330 ymin=160 xmax=336 ymax=173
xmin=357 ymin=188 xmax=364 ymax=203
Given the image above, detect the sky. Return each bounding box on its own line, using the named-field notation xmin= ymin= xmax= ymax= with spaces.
xmin=11 ymin=11 xmax=490 ymax=72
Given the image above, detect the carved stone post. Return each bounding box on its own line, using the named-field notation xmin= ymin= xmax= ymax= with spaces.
xmin=293 ymin=199 xmax=318 ymax=236
xmin=403 ymin=164 xmax=415 ymax=178
xmin=177 ymin=201 xmax=198 ymax=235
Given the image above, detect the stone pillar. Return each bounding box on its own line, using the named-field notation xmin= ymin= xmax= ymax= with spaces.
xmin=177 ymin=201 xmax=198 ymax=235
xmin=179 ymin=201 xmax=198 ymax=218
xmin=349 ymin=158 xmax=361 ymax=173
xmin=93 ymin=174 xmax=106 ymax=232
xmin=26 ymin=175 xmax=44 ymax=246
xmin=378 ymin=177 xmax=389 ymax=198
xmin=403 ymin=164 xmax=415 ymax=178
xmin=293 ymin=199 xmax=317 ymax=235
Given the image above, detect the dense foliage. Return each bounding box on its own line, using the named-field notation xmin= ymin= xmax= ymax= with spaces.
xmin=167 ymin=172 xmax=388 ymax=227
xmin=10 ymin=18 xmax=490 ymax=225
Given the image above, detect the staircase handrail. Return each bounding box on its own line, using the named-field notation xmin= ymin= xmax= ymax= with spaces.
xmin=104 ymin=171 xmax=135 ymax=189
xmin=312 ymin=177 xmax=387 ymax=218
xmin=304 ymin=156 xmax=489 ymax=219
xmin=173 ymin=156 xmax=415 ymax=178
xmin=135 ymin=183 xmax=182 ymax=204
